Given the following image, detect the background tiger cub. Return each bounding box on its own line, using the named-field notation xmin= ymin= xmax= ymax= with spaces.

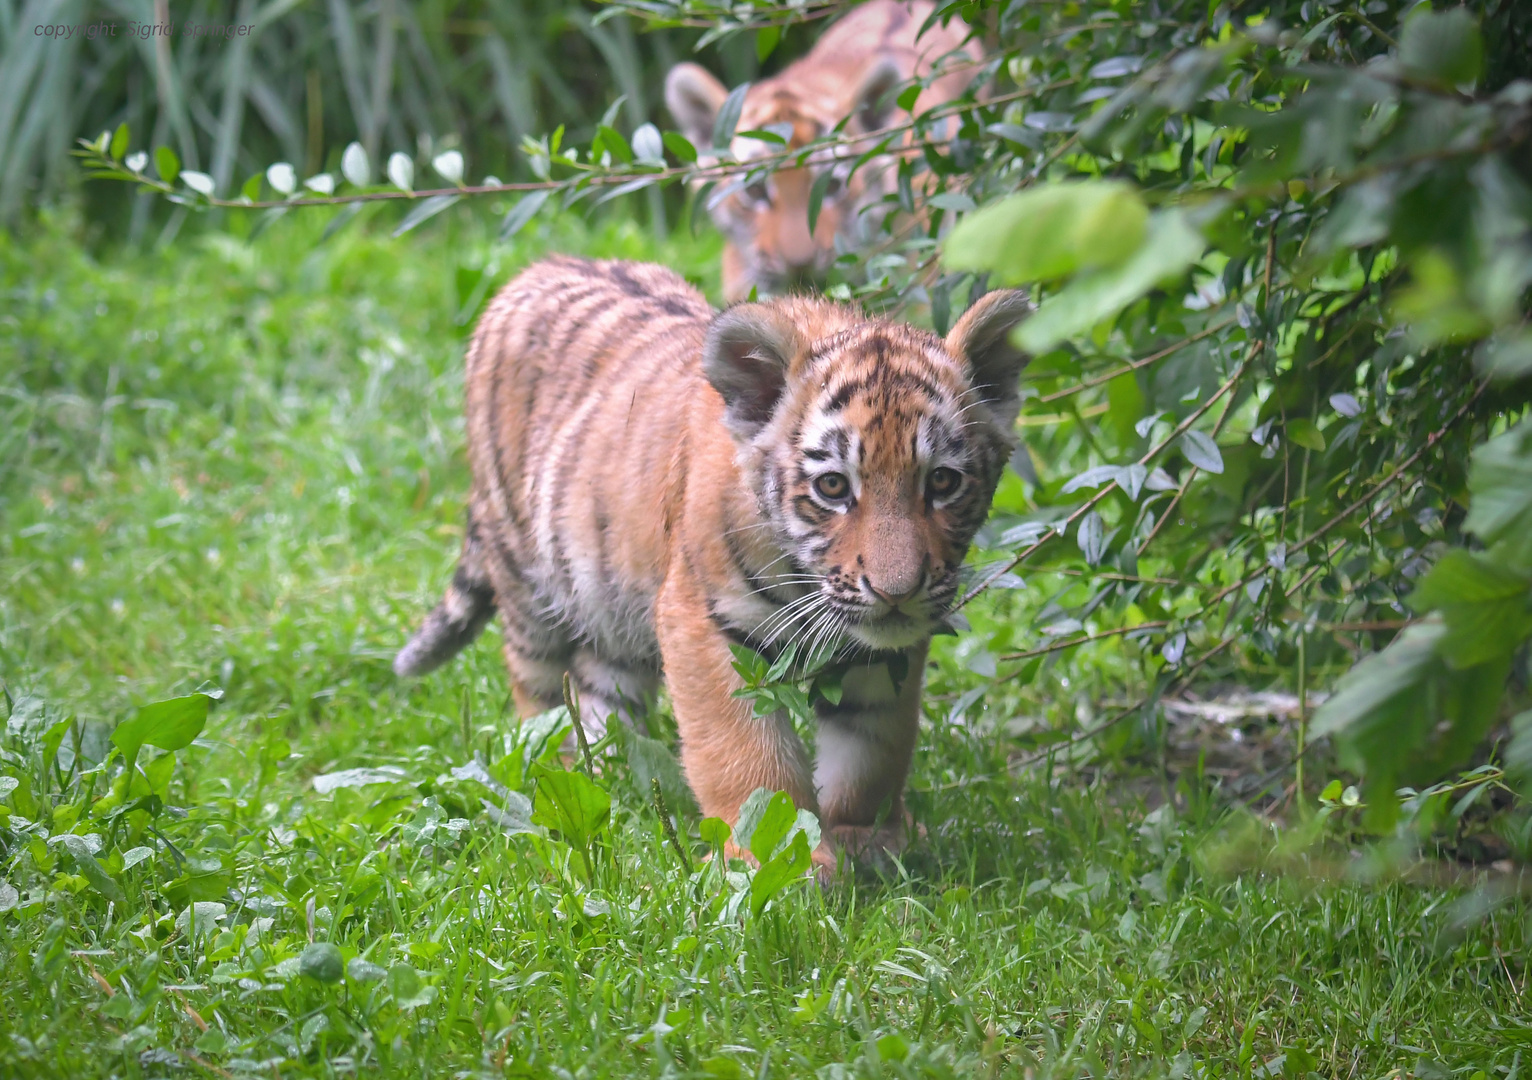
xmin=395 ymin=256 xmax=1030 ymax=875
xmin=665 ymin=0 xmax=982 ymax=302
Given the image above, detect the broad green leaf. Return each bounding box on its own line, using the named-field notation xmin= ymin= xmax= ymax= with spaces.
xmin=42 ymin=717 xmax=72 ymax=768
xmin=808 ymin=168 xmax=836 ymax=238
xmin=734 ymin=788 xmax=794 ymax=862
xmin=1477 ymin=330 xmax=1532 ymax=382
xmin=755 ymin=24 xmax=780 ymax=61
xmin=532 ymin=763 xmax=611 ymax=849
xmin=1408 ymin=550 xmax=1532 ymax=668
xmin=877 ymin=1033 xmax=912 ymax=1062
xmin=1391 ymin=250 xmax=1491 ymax=346
xmin=712 ymin=83 xmax=750 ymax=150
xmin=699 ymin=817 xmax=732 ymax=852
xmin=1312 ymin=621 xmax=1509 ymax=831
xmin=737 ymin=128 xmax=788 ymax=146
xmin=111 ymin=694 xmax=211 ymax=769
xmin=517 ymin=706 xmax=573 ymax=767
xmin=1012 ymin=210 xmax=1205 ymax=353
xmin=596 ymin=125 xmax=633 ymax=164
xmin=748 ymin=830 xmax=812 ymax=917
xmin=347 ymin=958 xmax=387 ymax=982
xmin=299 ymin=942 xmax=344 ymax=983
xmin=1400 ymin=6 xmax=1484 ymax=87
xmin=1077 ymin=510 xmax=1105 ymax=565
xmin=388 ymin=963 xmax=437 ymax=1009
xmin=1285 ymin=419 xmax=1326 ymax=452
xmin=154 ymin=146 xmax=180 ymax=185
xmin=109 ymin=123 xmax=129 ymax=161
xmin=483 ymin=791 xmax=537 ymax=836
xmin=1181 ymin=430 xmax=1225 ymax=473
xmin=174 ymin=901 xmax=226 ymax=940
xmin=1310 ymin=623 xmax=1444 ymax=743
xmin=56 ymin=835 xmax=123 ymax=902
xmin=128 ymin=750 xmax=176 ymax=800
xmin=618 ymin=728 xmax=696 ymax=815
xmin=1464 ymin=419 xmax=1532 ymax=572
xmin=943 ymin=180 xmax=1149 ymax=284
xmin=662 ymin=131 xmax=698 ymax=164
xmin=1504 ymin=710 xmax=1532 ymax=792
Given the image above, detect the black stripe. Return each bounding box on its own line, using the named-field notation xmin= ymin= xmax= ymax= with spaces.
xmin=793 ymin=494 xmax=832 ymax=526
xmin=609 ymin=262 xmax=650 ymax=298
xmin=824 ymin=377 xmax=869 ymax=413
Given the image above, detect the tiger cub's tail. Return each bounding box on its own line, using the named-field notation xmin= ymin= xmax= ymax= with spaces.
xmin=393 ymin=515 xmax=497 ymax=677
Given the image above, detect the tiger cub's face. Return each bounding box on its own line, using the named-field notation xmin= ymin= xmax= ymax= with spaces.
xmin=704 ymin=291 xmax=1032 ymax=652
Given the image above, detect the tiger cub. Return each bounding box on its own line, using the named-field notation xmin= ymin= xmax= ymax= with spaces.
xmin=665 ymin=0 xmax=982 ymax=301
xmin=395 ymin=257 xmax=1030 ymax=875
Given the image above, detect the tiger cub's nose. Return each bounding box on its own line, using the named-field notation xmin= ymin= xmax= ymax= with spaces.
xmin=865 ymin=568 xmax=926 ymax=608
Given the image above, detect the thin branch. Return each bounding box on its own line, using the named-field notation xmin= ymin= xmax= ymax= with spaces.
xmin=998 ymin=620 xmax=1170 ymax=667
xmin=1035 ymin=317 xmax=1237 ymax=404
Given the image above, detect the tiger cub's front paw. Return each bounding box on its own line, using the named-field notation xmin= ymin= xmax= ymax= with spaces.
xmin=817 ymin=813 xmax=924 ymax=880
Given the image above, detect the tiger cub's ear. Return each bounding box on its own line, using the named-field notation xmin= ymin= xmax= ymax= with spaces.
xmin=944 ymin=290 xmax=1034 ymax=427
xmin=665 ymin=63 xmax=730 ymax=153
xmin=704 ymin=304 xmax=804 ymax=440
xmin=851 ymin=55 xmax=904 ymax=134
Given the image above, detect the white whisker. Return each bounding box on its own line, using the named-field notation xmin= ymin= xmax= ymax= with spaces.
xmin=764 ymin=592 xmax=833 ymax=652
xmin=751 ymin=590 xmax=825 ymax=643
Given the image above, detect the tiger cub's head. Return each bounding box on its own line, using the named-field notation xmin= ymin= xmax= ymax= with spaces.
xmin=665 ymin=59 xmax=906 ymax=303
xmin=704 ymin=291 xmax=1032 ymax=652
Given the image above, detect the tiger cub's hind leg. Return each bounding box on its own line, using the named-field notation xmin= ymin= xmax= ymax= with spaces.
xmin=488 ymin=565 xmax=575 ymax=720
xmin=492 ymin=580 xmax=660 ymax=738
xmin=569 ymin=650 xmax=661 ymax=740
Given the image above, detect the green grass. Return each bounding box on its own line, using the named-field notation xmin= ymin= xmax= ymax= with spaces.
xmin=1 ymin=207 xmax=1527 ymax=1078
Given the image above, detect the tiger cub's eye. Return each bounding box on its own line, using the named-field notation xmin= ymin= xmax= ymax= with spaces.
xmin=813 ymin=472 xmax=850 ymax=500
xmin=927 ymin=467 xmax=962 ymax=497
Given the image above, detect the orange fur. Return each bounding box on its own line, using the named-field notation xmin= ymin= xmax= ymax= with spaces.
xmin=396 ymin=257 xmax=1032 ymax=875
xmin=665 ymin=0 xmax=983 ymax=301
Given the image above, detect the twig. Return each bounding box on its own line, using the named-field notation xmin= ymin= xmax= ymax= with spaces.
xmin=80 ymin=77 xmax=1076 ymax=210
xmin=998 ymin=620 xmax=1169 ymax=670
xmin=1035 ymin=318 xmax=1235 ymax=404
xmin=651 ymin=778 xmax=692 ymax=874
xmin=563 ymin=672 xmax=594 ymax=775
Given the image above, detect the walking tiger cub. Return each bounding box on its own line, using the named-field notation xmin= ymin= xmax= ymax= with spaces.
xmin=395 ymin=257 xmax=1031 ymax=876
xmin=665 ymin=0 xmax=982 ymax=302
